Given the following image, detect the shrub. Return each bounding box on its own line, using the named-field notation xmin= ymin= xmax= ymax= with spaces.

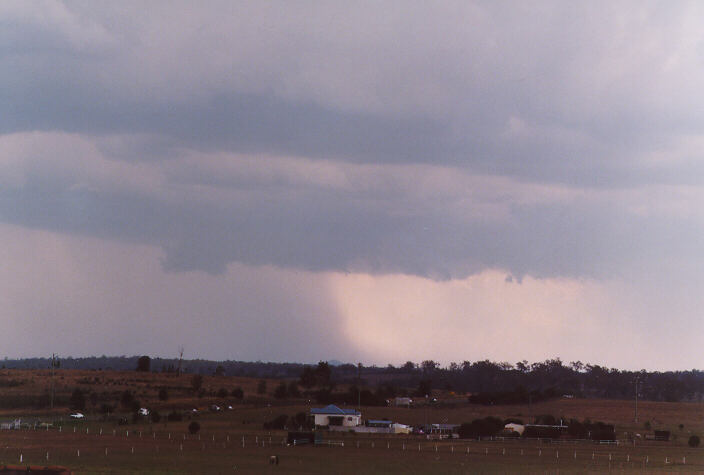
xmin=69 ymin=388 xmax=85 ymax=411
xmin=274 ymin=382 xmax=288 ymax=399
xmin=158 ymin=388 xmax=169 ymax=401
xmin=151 ymin=410 xmax=161 ymax=423
xmin=231 ymin=387 xmax=244 ymax=400
xmin=689 ymin=435 xmax=700 ymax=448
xmin=217 ymin=387 xmax=228 ymax=399
xmin=190 ymin=374 xmax=203 ymax=392
xmin=167 ymin=410 xmax=182 ymax=422
xmin=188 ymin=421 xmax=201 ymax=434
xmin=263 ymin=414 xmax=288 ymax=430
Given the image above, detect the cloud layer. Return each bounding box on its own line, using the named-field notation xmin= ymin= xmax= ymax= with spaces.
xmin=2 ymin=1 xmax=704 ymax=368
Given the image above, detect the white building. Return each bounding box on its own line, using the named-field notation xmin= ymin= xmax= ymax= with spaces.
xmin=310 ymin=404 xmax=361 ymax=427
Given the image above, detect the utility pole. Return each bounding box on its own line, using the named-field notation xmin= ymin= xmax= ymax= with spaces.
xmin=634 ymin=376 xmax=639 ymax=423
xmin=177 ymin=346 xmax=184 ymax=377
xmin=357 ymin=363 xmax=362 ymax=410
xmin=50 ymin=353 xmax=56 ymax=410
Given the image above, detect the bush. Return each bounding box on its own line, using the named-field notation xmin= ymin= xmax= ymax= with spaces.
xmin=167 ymin=410 xmax=183 ymax=422
xmin=158 ymin=388 xmax=169 ymax=401
xmin=188 ymin=421 xmax=201 ymax=434
xmin=217 ymin=387 xmax=228 ymax=399
xmin=151 ymin=410 xmax=161 ymax=423
xmin=191 ymin=374 xmax=203 ymax=392
xmin=69 ymin=388 xmax=85 ymax=411
xmin=136 ymin=356 xmax=151 ymax=372
xmin=274 ymin=382 xmax=288 ymax=399
xmin=231 ymin=387 xmax=244 ymax=400
xmin=689 ymin=435 xmax=700 ymax=448
xmin=263 ymin=414 xmax=288 ymax=430
xmin=458 ymin=417 xmax=504 ymax=438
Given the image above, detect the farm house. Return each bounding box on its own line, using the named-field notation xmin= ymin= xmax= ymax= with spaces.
xmin=310 ymin=404 xmax=361 ymax=428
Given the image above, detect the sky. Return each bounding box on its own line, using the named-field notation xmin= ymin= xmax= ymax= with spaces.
xmin=2 ymin=1 xmax=704 ymax=370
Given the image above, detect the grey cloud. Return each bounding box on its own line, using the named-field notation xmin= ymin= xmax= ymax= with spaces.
xmin=2 ymin=170 xmax=701 ymax=281
xmin=3 ymin=1 xmax=704 ymax=188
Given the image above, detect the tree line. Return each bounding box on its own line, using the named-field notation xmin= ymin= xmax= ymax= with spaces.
xmin=3 ymin=356 xmax=704 ymax=403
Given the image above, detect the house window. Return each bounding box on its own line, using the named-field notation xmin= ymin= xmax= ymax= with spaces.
xmin=347 ymin=417 xmax=352 ymax=421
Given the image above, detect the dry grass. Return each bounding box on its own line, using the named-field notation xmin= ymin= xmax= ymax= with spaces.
xmin=1 ymin=369 xmax=704 ymax=473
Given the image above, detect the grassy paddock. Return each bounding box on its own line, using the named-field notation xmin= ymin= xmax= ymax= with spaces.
xmin=0 ymin=415 xmax=703 ymax=474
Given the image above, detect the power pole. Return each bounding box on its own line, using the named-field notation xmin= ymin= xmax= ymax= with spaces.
xmin=177 ymin=346 xmax=184 ymax=377
xmin=50 ymin=353 xmax=56 ymax=410
xmin=357 ymin=363 xmax=362 ymax=410
xmin=634 ymin=376 xmax=639 ymax=423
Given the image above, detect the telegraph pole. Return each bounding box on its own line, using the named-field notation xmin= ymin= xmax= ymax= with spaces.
xmin=50 ymin=353 xmax=56 ymax=410
xmin=634 ymin=376 xmax=639 ymax=423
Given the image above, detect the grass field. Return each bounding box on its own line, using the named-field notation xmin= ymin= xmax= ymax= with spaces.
xmin=0 ymin=369 xmax=703 ymax=473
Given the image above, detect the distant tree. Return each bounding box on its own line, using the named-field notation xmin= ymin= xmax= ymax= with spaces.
xmin=689 ymin=435 xmax=700 ymax=448
xmin=415 ymin=379 xmax=432 ymax=397
xmin=315 ymin=362 xmax=332 ymax=387
xmin=190 ymin=374 xmax=203 ymax=392
xmin=292 ymin=411 xmax=309 ymax=429
xmin=158 ymin=388 xmax=169 ymax=401
xmin=151 ymin=410 xmax=161 ymax=423
xmin=287 ymin=381 xmax=301 ymax=398
xmin=136 ymin=356 xmax=151 ymax=372
xmin=263 ymin=414 xmax=288 ymax=430
xmin=401 ymin=361 xmax=416 ymax=372
xmin=274 ymin=382 xmax=288 ymax=399
xmin=421 ymin=360 xmax=439 ymax=374
xmin=188 ymin=421 xmax=201 ymax=434
xmin=257 ymin=380 xmax=267 ymax=395
xmin=231 ymin=387 xmax=244 ymax=400
xmin=167 ymin=410 xmax=182 ymax=422
xmin=89 ymin=392 xmax=99 ymax=407
xmin=214 ymin=365 xmax=225 ymax=377
xmin=69 ymin=388 xmax=85 ymax=411
xmin=299 ymin=366 xmax=317 ymax=388
xmin=217 ymin=387 xmax=228 ymax=398
xmin=120 ymin=390 xmax=135 ymax=409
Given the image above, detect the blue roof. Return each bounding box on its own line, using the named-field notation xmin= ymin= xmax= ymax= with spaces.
xmin=367 ymin=420 xmax=392 ymax=425
xmin=310 ymin=404 xmax=360 ymax=416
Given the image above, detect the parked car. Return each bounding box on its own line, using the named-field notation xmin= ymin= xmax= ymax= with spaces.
xmin=70 ymin=413 xmax=84 ymax=419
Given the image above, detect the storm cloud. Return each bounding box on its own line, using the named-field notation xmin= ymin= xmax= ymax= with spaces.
xmin=2 ymin=1 xmax=704 ymax=367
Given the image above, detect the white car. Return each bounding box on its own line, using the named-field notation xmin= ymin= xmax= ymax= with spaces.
xmin=138 ymin=408 xmax=150 ymax=416
xmin=70 ymin=413 xmax=84 ymax=419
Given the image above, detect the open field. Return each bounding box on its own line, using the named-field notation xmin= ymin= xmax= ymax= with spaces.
xmin=1 ymin=369 xmax=703 ymax=473
xmin=0 ymin=420 xmax=702 ymax=474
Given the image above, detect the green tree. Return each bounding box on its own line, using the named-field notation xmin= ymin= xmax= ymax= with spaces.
xmin=136 ymin=356 xmax=151 ymax=372
xmin=299 ymin=366 xmax=317 ymax=388
xmin=689 ymin=435 xmax=700 ymax=448
xmin=287 ymin=381 xmax=301 ymax=397
xmin=69 ymin=388 xmax=85 ymax=411
xmin=158 ymin=388 xmax=169 ymax=401
xmin=231 ymin=387 xmax=244 ymax=400
xmin=190 ymin=374 xmax=203 ymax=392
xmin=274 ymin=382 xmax=288 ymax=399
